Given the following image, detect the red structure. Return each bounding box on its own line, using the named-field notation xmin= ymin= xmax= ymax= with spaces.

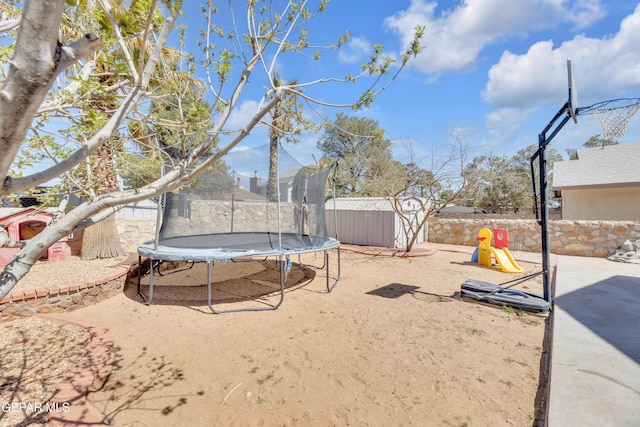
xmin=493 ymin=228 xmax=510 ymax=249
xmin=0 ymin=208 xmax=69 ymax=268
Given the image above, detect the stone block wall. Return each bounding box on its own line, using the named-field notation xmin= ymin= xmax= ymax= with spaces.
xmin=427 ymin=218 xmax=640 ymax=257
xmin=117 ymin=218 xmax=156 ymax=254
xmin=117 ymin=201 xmax=321 ymax=253
xmin=191 ymin=200 xmax=296 ymax=233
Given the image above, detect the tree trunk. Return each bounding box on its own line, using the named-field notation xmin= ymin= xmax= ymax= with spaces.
xmin=267 ymin=134 xmax=279 ymax=202
xmin=79 ymin=143 xmax=125 ymax=259
xmin=80 ymin=213 xmax=124 ymax=260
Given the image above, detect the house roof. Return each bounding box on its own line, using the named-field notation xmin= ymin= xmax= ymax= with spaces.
xmin=0 ymin=207 xmax=36 ymax=222
xmin=234 ymin=187 xmax=268 ymax=201
xmin=250 ymin=168 xmax=300 ymax=188
xmin=553 ymin=142 xmax=640 ymax=191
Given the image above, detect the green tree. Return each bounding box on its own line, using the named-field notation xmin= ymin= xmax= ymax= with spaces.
xmin=467 ymin=144 xmax=562 ymax=213
xmin=317 ymin=114 xmax=395 ymax=197
xmin=469 ymin=154 xmax=518 ymax=213
xmin=122 ymin=75 xmax=215 ymax=188
xmin=78 ymin=2 xmax=190 ymax=259
xmin=402 ymin=163 xmax=440 ymax=198
xmin=565 ymin=134 xmax=619 ymax=159
xmin=516 ymin=143 xmax=563 ymax=211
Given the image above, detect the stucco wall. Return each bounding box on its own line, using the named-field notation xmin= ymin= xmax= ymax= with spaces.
xmin=427 ymin=218 xmax=640 ymax=257
xmin=561 ymin=187 xmax=640 ymax=220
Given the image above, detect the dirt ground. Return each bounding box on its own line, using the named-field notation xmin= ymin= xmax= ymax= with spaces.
xmin=1 ymin=244 xmax=551 ymax=427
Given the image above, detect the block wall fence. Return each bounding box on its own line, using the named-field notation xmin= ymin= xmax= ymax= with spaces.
xmin=427 ymin=218 xmax=640 ymax=257
xmin=117 ymin=217 xmax=640 ymax=258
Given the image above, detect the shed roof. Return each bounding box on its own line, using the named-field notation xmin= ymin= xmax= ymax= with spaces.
xmin=326 ymin=197 xmax=428 ymax=212
xmin=326 ymin=197 xmax=394 ymax=211
xmin=553 ymin=142 xmax=640 ymax=190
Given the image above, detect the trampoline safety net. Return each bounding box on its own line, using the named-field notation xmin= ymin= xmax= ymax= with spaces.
xmin=155 ymin=143 xmax=335 ymax=254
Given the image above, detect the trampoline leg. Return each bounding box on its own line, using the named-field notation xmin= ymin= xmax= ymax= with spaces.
xmin=137 ymin=256 xmax=145 ymax=303
xmin=274 ymin=255 xmax=286 ymax=308
xmin=301 ymin=252 xmax=327 ymax=269
xmin=207 ymin=261 xmax=222 ymax=314
xmin=148 ymin=259 xmax=155 ymax=304
xmin=207 ymin=257 xmax=286 ymax=314
xmin=326 ymin=247 xmax=341 ymax=292
xmin=137 ymin=256 xmax=151 ymax=305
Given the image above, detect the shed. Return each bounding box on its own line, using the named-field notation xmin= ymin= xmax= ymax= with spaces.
xmin=0 ymin=207 xmax=69 ymax=267
xmin=325 ymin=197 xmax=428 ymax=248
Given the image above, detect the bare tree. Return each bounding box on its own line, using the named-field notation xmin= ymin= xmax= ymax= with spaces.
xmin=0 ymin=1 xmax=424 ymax=299
xmin=370 ymin=132 xmax=477 ymax=252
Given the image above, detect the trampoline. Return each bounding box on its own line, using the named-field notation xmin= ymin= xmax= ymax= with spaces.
xmin=136 ymin=144 xmax=341 ymax=313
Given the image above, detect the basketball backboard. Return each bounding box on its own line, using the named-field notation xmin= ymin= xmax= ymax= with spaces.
xmin=567 ymin=58 xmax=578 ymax=123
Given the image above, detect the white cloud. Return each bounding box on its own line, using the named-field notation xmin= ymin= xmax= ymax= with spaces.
xmin=483 ymin=4 xmax=640 ymax=109
xmin=338 ymin=36 xmax=372 ymax=65
xmin=482 ymin=41 xmax=567 ymax=107
xmin=284 ymin=132 xmax=323 ymax=166
xmin=225 ymin=99 xmax=266 ymax=132
xmin=383 ymin=0 xmax=606 ymax=75
xmin=485 ymin=106 xmax=538 ymax=147
xmin=570 ymin=0 xmax=608 ymax=30
xmin=224 ymin=100 xmax=325 ymax=167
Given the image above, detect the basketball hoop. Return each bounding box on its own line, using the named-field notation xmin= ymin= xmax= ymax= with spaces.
xmin=534 ymin=59 xmax=640 ymax=306
xmin=585 ymin=98 xmax=640 ymax=137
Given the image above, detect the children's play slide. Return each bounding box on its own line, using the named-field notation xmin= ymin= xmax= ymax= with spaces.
xmin=462 ymin=228 xmax=549 ymax=313
xmin=475 ymin=228 xmax=523 ymax=273
xmin=489 ymin=246 xmax=523 ymax=273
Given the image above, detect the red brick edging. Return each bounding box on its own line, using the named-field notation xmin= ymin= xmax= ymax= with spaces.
xmin=0 ymin=257 xmax=139 ymax=322
xmin=43 ymin=314 xmax=115 ymax=426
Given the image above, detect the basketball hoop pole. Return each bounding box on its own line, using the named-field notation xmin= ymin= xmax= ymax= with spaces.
xmin=530 ymin=60 xmax=640 ymax=307
xmin=531 ymin=96 xmax=640 ymax=306
xmin=530 ymin=101 xmax=573 ymax=305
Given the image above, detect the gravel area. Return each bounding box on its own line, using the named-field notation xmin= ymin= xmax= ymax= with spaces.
xmin=9 ymin=255 xmax=131 ymax=294
xmin=0 ymin=256 xmax=130 ymax=426
xmin=0 ymin=316 xmax=92 ymax=426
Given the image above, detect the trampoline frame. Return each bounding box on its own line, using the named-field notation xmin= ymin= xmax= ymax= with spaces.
xmin=136 ymin=237 xmax=341 ymax=313
xmin=136 ymin=156 xmax=342 ymax=314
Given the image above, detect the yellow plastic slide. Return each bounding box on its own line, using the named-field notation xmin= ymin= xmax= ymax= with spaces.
xmin=491 ymin=247 xmax=523 ymax=273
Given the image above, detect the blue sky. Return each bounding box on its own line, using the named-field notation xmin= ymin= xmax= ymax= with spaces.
xmin=179 ymin=0 xmax=640 ymax=169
